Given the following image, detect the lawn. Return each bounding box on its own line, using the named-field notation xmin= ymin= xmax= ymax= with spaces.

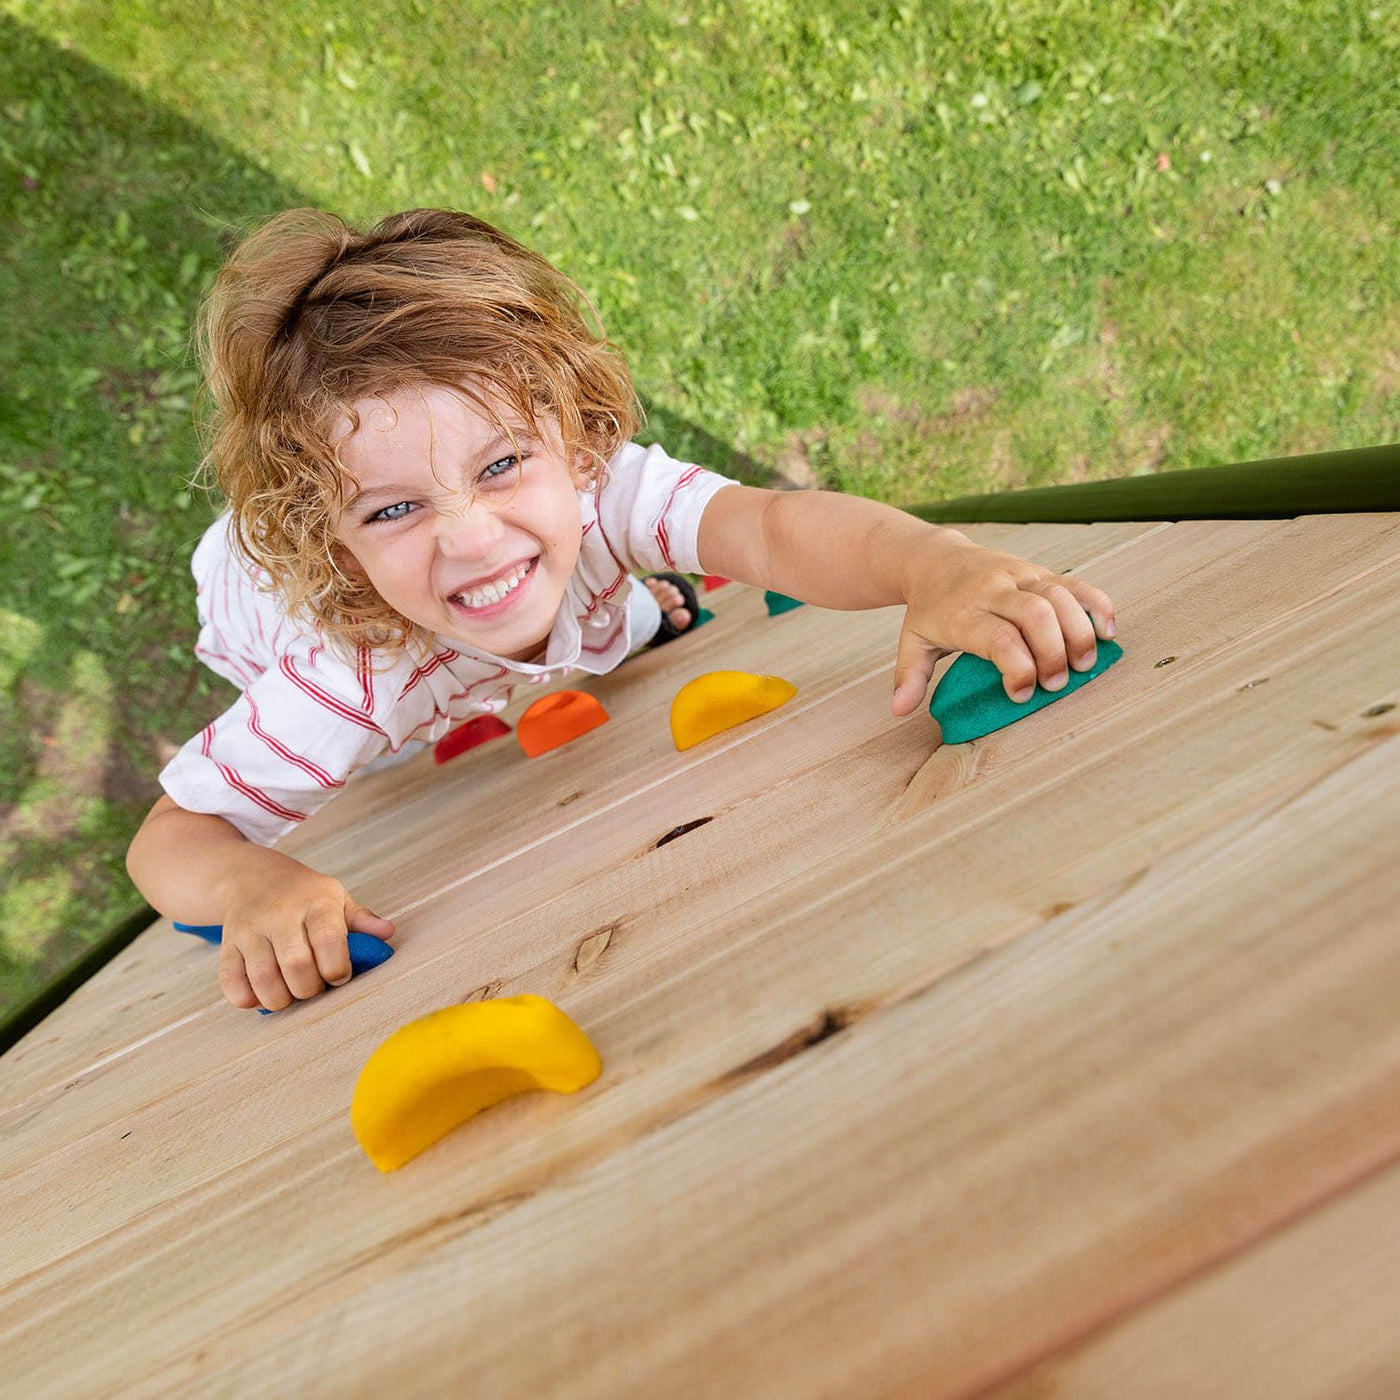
xmin=1 ymin=0 xmax=1396 ymax=1019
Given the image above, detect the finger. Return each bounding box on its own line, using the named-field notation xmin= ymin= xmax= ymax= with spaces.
xmin=975 ymin=614 xmax=1041 ymax=703
xmin=306 ymin=902 xmax=353 ymax=987
xmin=996 ymin=588 xmax=1075 ymax=695
xmin=1035 ymin=582 xmax=1101 ymax=673
xmin=345 ymin=896 xmax=396 ymax=941
xmin=1057 ymin=578 xmax=1118 ymax=646
xmin=891 ymin=625 xmax=952 ymax=716
xmin=242 ymin=934 xmax=295 ymax=1012
xmin=217 ymin=942 xmax=261 ymax=1011
xmin=270 ymin=925 xmax=326 ymax=1003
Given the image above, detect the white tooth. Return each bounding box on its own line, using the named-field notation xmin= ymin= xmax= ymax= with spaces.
xmin=458 ymin=563 xmax=529 ymax=609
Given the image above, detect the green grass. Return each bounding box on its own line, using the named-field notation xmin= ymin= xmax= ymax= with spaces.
xmin=1 ymin=0 xmax=1397 ymax=1018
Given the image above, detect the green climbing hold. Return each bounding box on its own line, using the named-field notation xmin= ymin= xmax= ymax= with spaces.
xmin=765 ymin=590 xmax=804 ymax=615
xmin=929 ymin=637 xmax=1124 ymax=743
xmin=697 ymin=607 xmax=715 ymax=626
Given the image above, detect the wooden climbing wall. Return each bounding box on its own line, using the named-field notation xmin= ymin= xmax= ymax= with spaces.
xmin=2 ymin=511 xmax=1399 ymax=1398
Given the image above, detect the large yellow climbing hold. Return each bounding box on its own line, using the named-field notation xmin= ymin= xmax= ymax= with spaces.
xmin=350 ymin=995 xmax=602 ymax=1172
xmin=669 ymin=670 xmax=798 ymax=751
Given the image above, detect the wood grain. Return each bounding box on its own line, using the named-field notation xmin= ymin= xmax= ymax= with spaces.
xmin=986 ymin=1158 xmax=1400 ymax=1400
xmin=1 ymin=512 xmax=1397 ymax=1398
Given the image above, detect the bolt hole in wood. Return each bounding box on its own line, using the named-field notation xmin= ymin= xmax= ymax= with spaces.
xmin=1362 ymin=702 xmax=1396 ymax=717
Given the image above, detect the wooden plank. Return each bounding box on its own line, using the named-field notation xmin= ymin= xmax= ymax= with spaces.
xmin=0 ymin=515 xmax=1271 ymax=1148
xmin=4 ymin=510 xmax=1381 ymax=1120
xmin=0 ymin=515 xmax=1396 ymax=1396
xmin=985 ymin=1158 xmax=1400 ymax=1400
xmin=0 ymin=514 xmax=1390 ymax=1194
xmin=0 ymin=520 xmax=1164 ymax=1107
xmin=153 ymin=700 xmax=1400 ymax=1398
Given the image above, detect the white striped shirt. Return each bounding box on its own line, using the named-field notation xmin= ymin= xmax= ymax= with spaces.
xmin=160 ymin=441 xmax=739 ymax=845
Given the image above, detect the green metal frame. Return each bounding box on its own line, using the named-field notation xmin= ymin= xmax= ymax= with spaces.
xmin=2 ymin=440 xmax=1396 ymax=1057
xmin=911 ymin=441 xmax=1399 ymax=525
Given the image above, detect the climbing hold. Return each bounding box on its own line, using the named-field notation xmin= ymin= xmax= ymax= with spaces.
xmin=350 ymin=994 xmax=602 ymax=1172
xmin=174 ymin=922 xmax=394 ymax=1014
xmin=670 ymin=670 xmax=798 ymax=751
xmin=434 ymin=714 xmax=512 ymax=765
xmin=929 ymin=637 xmax=1124 ymax=744
xmin=702 ymin=575 xmax=730 ymax=591
xmin=765 ymin=590 xmax=804 ymax=615
xmin=696 ymin=607 xmax=715 ymax=627
xmin=517 ymin=690 xmax=609 ymax=757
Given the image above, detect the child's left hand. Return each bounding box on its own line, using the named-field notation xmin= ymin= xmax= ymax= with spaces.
xmin=890 ymin=529 xmax=1118 ymax=717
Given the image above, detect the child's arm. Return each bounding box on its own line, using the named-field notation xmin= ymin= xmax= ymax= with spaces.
xmin=696 ymin=485 xmax=1117 ymax=716
xmin=127 ymin=795 xmax=395 ymax=1011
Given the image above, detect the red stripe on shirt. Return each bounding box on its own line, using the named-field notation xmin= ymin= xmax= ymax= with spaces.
xmin=581 ymin=614 xmax=628 ymax=655
xmin=654 ymin=464 xmax=704 ymax=570
xmin=195 ymin=643 xmax=260 ymax=689
xmin=400 ymin=667 xmax=514 ymax=739
xmin=200 ymin=723 xmax=307 ymax=823
xmin=280 ymin=655 xmax=387 ymax=734
xmin=357 ymin=645 xmax=375 ymax=712
xmin=399 ymin=649 xmax=456 ymax=700
xmin=592 ymin=468 xmax=630 ymax=579
xmin=215 ymin=762 xmax=308 ymax=823
xmin=247 ymin=695 xmax=344 ymax=789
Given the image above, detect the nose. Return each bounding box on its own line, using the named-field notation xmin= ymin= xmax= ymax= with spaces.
xmin=431 ymin=494 xmax=505 ymax=559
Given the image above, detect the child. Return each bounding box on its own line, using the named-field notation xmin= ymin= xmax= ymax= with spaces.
xmin=126 ymin=207 xmax=1117 ymax=1013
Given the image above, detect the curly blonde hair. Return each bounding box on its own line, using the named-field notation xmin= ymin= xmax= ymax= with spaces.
xmin=193 ymin=206 xmax=642 ymax=656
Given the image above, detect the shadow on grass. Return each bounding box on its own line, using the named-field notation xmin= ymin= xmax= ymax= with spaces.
xmin=0 ymin=14 xmax=767 ymax=1026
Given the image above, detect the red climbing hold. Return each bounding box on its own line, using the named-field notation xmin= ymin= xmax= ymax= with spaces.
xmin=517 ymin=690 xmax=610 ymax=757
xmin=434 ymin=714 xmax=512 ymax=765
xmin=702 ymin=575 xmax=730 ymax=591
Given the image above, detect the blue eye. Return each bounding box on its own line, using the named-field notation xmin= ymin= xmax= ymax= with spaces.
xmin=366 ymin=500 xmax=416 ymax=525
xmin=481 ymin=454 xmax=520 ymax=481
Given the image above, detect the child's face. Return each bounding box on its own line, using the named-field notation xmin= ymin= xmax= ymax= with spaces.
xmin=331 ymin=383 xmax=590 ymax=661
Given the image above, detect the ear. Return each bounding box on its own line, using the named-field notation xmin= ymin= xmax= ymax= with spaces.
xmin=570 ymin=447 xmax=603 ymax=494
xmin=332 ymin=540 xmax=370 ymax=583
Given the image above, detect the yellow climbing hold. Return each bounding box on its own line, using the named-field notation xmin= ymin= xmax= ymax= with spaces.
xmin=350 ymin=995 xmax=602 ymax=1172
xmin=669 ymin=670 xmax=798 ymax=751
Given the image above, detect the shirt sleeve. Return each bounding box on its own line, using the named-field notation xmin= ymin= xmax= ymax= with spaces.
xmin=596 ymin=441 xmax=742 ymax=577
xmin=159 ymin=640 xmax=401 ymax=847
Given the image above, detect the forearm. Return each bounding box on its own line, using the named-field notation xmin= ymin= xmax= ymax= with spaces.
xmin=126 ymin=798 xmax=310 ymax=924
xmin=702 ymin=485 xmax=973 ymax=611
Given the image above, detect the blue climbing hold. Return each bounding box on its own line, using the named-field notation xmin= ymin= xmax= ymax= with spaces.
xmin=174 ymin=922 xmax=394 ymax=1014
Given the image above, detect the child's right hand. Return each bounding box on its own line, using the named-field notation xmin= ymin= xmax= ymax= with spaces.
xmin=217 ymin=863 xmax=395 ymax=1012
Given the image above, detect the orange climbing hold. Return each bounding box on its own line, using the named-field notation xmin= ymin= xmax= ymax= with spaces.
xmin=434 ymin=714 xmax=512 ymax=764
xmin=518 ymin=690 xmax=610 ymax=757
xmin=669 ymin=670 xmax=798 ymax=751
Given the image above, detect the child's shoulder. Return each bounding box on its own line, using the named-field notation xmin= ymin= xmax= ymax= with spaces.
xmin=191 ymin=508 xmax=263 ymax=588
xmin=190 ymin=509 xmax=424 ymax=690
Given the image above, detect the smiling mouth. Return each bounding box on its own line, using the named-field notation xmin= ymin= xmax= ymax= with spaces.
xmin=449 ymin=558 xmax=538 ymax=612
